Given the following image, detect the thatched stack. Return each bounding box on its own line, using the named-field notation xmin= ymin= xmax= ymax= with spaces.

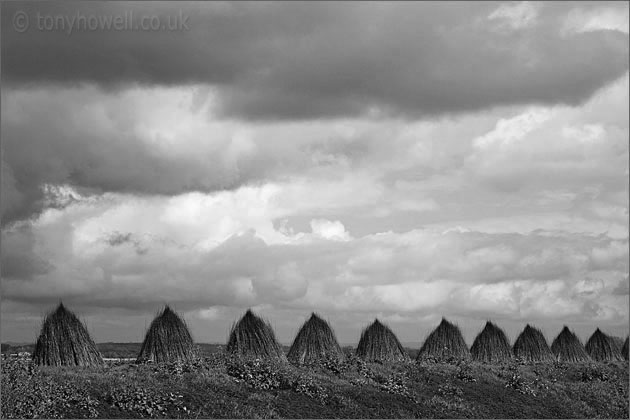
xmin=611 ymin=336 xmax=625 ymax=351
xmin=137 ymin=305 xmax=196 ymax=363
xmin=288 ymin=313 xmax=345 ymax=365
xmin=32 ymin=303 xmax=103 ymax=367
xmin=585 ymin=328 xmax=623 ymax=362
xmin=355 ymin=319 xmax=409 ymax=362
xmin=226 ymin=309 xmax=286 ymax=361
xmin=417 ymin=318 xmax=470 ymax=361
xmin=550 ymin=326 xmax=590 ymax=363
xmin=622 ymin=337 xmax=629 ymax=361
xmin=512 ymin=324 xmax=554 ymax=362
xmin=470 ymin=321 xmax=512 ymax=363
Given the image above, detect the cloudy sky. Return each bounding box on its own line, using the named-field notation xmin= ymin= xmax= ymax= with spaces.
xmin=1 ymin=1 xmax=628 ymax=346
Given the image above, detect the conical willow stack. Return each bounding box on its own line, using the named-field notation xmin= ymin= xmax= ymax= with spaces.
xmin=585 ymin=328 xmax=623 ymax=362
xmin=550 ymin=326 xmax=590 ymax=363
xmin=32 ymin=303 xmax=103 ymax=367
xmin=356 ymin=319 xmax=409 ymax=362
xmin=470 ymin=321 xmax=512 ymax=363
xmin=137 ymin=305 xmax=196 ymax=363
xmin=513 ymin=324 xmax=554 ymax=362
xmin=226 ymin=309 xmax=286 ymax=361
xmin=288 ymin=313 xmax=345 ymax=364
xmin=417 ymin=318 xmax=470 ymax=361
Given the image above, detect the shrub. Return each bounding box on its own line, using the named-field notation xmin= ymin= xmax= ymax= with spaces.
xmin=504 ymin=372 xmax=536 ymax=396
xmin=578 ymin=365 xmax=610 ymax=382
xmin=225 ymin=357 xmax=286 ymax=390
xmin=379 ymin=372 xmax=414 ymax=400
xmin=107 ymin=386 xmax=189 ymax=418
xmin=292 ymin=375 xmax=329 ymax=402
xmin=456 ymin=361 xmax=477 ymax=383
xmin=321 ymin=352 xmax=350 ymax=374
xmin=1 ymin=359 xmax=100 ymax=419
xmin=437 ymin=382 xmax=463 ymax=397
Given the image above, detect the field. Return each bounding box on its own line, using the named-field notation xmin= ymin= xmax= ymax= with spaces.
xmin=1 ymin=348 xmax=628 ymax=419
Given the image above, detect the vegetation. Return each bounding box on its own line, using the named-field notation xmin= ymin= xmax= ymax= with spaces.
xmin=470 ymin=321 xmax=512 ymax=363
xmin=512 ymin=324 xmax=554 ymax=362
xmin=288 ymin=313 xmax=345 ymax=365
xmin=550 ymin=326 xmax=590 ymax=363
xmin=226 ymin=310 xmax=286 ymax=361
xmin=137 ymin=306 xmax=196 ymax=363
xmin=32 ymin=303 xmax=103 ymax=367
xmin=417 ymin=318 xmax=470 ymax=362
xmin=623 ymin=337 xmax=629 ymax=361
xmin=2 ymin=353 xmax=628 ymax=418
xmin=355 ymin=319 xmax=409 ymax=362
xmin=585 ymin=328 xmax=623 ymax=362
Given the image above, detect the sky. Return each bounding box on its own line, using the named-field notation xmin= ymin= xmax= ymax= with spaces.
xmin=1 ymin=1 xmax=628 ymax=346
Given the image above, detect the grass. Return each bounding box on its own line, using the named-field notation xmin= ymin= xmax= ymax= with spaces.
xmin=2 ymin=352 xmax=628 ymax=419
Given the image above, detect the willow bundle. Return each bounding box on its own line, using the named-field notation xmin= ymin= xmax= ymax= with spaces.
xmin=137 ymin=305 xmax=196 ymax=363
xmin=550 ymin=326 xmax=590 ymax=363
xmin=288 ymin=313 xmax=344 ymax=365
xmin=585 ymin=328 xmax=623 ymax=362
xmin=356 ymin=319 xmax=409 ymax=362
xmin=32 ymin=303 xmax=103 ymax=367
xmin=512 ymin=324 xmax=554 ymax=362
xmin=470 ymin=321 xmax=512 ymax=363
xmin=417 ymin=318 xmax=470 ymax=361
xmin=226 ymin=309 xmax=286 ymax=361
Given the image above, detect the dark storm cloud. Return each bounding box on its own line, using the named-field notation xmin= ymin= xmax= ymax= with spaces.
xmin=2 ymin=1 xmax=628 ymax=119
xmin=0 ymin=225 xmax=53 ymax=279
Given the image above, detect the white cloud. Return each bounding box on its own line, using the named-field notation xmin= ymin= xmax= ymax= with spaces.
xmin=563 ymin=5 xmax=630 ymax=35
xmin=488 ymin=1 xmax=539 ymax=31
xmin=473 ymin=108 xmax=554 ymax=149
xmin=310 ymin=219 xmax=351 ymax=241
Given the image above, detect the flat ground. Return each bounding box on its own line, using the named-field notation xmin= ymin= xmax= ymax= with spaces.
xmin=1 ymin=351 xmax=628 ymax=419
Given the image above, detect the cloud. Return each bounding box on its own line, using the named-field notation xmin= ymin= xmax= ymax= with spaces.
xmin=2 ymin=187 xmax=627 ymax=325
xmin=2 ymin=2 xmax=627 ymax=119
xmin=310 ymin=219 xmax=351 ymax=241
xmin=473 ymin=108 xmax=554 ymax=149
xmin=488 ymin=1 xmax=540 ymax=31
xmin=0 ymin=86 xmax=385 ymax=225
xmin=563 ymin=4 xmax=630 ymax=34
xmin=1 ymin=2 xmax=627 ymax=342
xmin=466 ymin=74 xmax=629 ymax=193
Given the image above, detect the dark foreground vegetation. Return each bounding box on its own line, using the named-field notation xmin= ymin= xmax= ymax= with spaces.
xmin=2 ymin=351 xmax=628 ymax=419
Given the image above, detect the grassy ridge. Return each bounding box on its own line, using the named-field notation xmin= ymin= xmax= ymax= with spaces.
xmin=1 ymin=352 xmax=628 ymax=419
